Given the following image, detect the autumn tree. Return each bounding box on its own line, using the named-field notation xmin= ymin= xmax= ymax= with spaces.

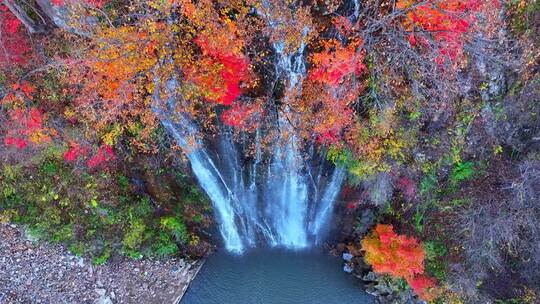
xmin=342 ymin=0 xmax=506 ymax=107
xmin=361 ymin=224 xmax=438 ymax=301
xmin=66 ymin=0 xmax=260 ymax=151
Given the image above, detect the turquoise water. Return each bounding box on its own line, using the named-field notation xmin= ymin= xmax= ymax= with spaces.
xmin=181 ymin=249 xmax=374 ymax=304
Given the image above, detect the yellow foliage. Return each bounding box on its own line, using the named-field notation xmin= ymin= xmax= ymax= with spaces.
xmin=343 ymin=105 xmax=413 ymax=179
xmin=101 ymin=124 xmax=123 ymax=146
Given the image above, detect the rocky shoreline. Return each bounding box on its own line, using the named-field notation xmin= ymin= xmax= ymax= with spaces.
xmin=0 ymin=224 xmax=202 ymax=304
xmin=0 ymin=220 xmax=425 ymax=304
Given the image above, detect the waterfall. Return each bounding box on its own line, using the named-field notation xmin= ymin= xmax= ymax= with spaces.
xmin=309 ymin=168 xmax=346 ymax=244
xmin=153 ymin=79 xmax=245 ymax=252
xmin=152 ymin=11 xmax=346 ymax=254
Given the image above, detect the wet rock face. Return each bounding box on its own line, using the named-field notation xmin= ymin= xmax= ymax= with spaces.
xmin=467 ymin=78 xmax=540 ymax=158
xmin=475 ymin=57 xmax=507 ymax=103
xmin=495 ymin=80 xmax=540 ymax=154
xmin=35 ymin=0 xmax=97 ymax=36
xmin=354 ymin=208 xmax=376 ymax=236
xmin=459 ymin=30 xmax=512 ymax=103
xmin=455 ymin=29 xmax=539 ymax=158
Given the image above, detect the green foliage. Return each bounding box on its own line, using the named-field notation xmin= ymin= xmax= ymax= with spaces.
xmin=420 ymin=172 xmax=438 ymax=196
xmin=424 ymin=241 xmax=447 ymax=260
xmin=413 ymin=209 xmax=425 ymax=233
xmin=192 ymin=214 xmax=203 ymax=223
xmin=424 ymin=241 xmax=448 ymax=281
xmin=508 ymin=0 xmax=540 ymax=35
xmin=92 ymin=247 xmax=112 ymax=265
xmin=327 ymin=146 xmax=354 ymax=168
xmin=117 ymin=174 xmax=130 ymax=192
xmin=68 ymin=242 xmax=85 ymax=256
xmin=450 ymin=161 xmax=475 ymax=184
xmin=0 ymin=72 xmax=6 ymax=86
xmin=326 ymin=108 xmax=414 ymax=181
xmin=40 ymin=160 xmax=58 ymax=176
xmin=152 ymin=232 xmax=180 ymax=257
xmin=0 ymin=147 xmax=207 ymax=263
xmin=160 ymin=216 xmax=188 ymax=243
xmin=327 ymin=146 xmax=388 ymax=182
xmin=175 ymin=171 xmax=211 ymax=208
xmin=408 ymin=109 xmax=422 ymax=121
xmin=122 ymin=219 xmax=147 ymax=251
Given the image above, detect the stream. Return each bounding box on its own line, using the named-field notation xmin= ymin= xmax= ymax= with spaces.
xmin=181 ymin=249 xmax=374 ymax=304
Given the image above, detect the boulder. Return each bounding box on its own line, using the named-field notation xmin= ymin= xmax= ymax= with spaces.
xmin=342 ymin=252 xmax=354 ymax=262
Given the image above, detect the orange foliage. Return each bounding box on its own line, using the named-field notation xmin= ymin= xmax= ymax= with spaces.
xmin=310 ymin=91 xmax=356 ymax=145
xmin=69 ymin=24 xmax=164 ymax=149
xmin=361 ymin=224 xmax=425 ymax=278
xmin=83 ymin=26 xmax=161 ymax=102
xmin=309 ymin=39 xmax=366 ymax=87
xmin=361 ymin=224 xmax=438 ymax=301
xmin=67 ymin=0 xmax=258 ymax=136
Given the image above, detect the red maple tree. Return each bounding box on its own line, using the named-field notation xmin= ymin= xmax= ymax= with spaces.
xmin=361 ymin=224 xmax=438 ymax=301
xmin=398 ymin=0 xmax=497 ymax=64
xmin=189 ymin=34 xmax=251 ymax=106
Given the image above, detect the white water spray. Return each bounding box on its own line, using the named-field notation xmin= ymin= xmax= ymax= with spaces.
xmin=153 ymin=10 xmax=346 ymax=254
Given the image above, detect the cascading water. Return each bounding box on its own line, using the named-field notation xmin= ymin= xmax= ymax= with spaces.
xmin=153 ymin=11 xmax=346 ymax=254
xmin=154 ymin=79 xmax=245 ymax=252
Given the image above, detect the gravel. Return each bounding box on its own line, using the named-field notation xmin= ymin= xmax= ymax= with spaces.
xmin=0 ymin=224 xmax=202 ymax=304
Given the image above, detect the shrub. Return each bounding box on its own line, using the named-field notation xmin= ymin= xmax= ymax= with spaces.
xmin=92 ymin=247 xmax=112 ymax=265
xmin=408 ymin=274 xmax=438 ymax=301
xmin=160 ymin=216 xmax=188 ymax=244
xmin=152 ymin=232 xmax=180 ymax=257
xmin=450 ymin=161 xmax=475 ymax=185
xmin=361 ymin=224 xmax=438 ymax=301
xmin=122 ymin=218 xmax=147 ymax=252
xmin=0 ymin=148 xmax=206 ymax=262
xmin=361 ymin=224 xmax=425 ymax=278
xmin=424 ymin=241 xmax=448 ymax=281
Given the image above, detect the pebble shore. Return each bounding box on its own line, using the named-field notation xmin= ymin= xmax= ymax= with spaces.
xmin=0 ymin=224 xmax=201 ymax=304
